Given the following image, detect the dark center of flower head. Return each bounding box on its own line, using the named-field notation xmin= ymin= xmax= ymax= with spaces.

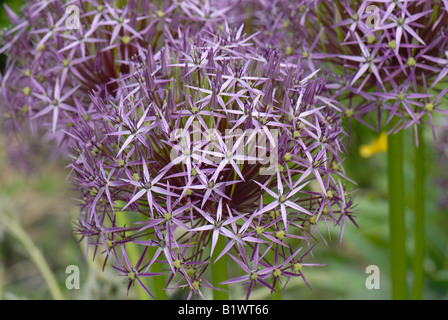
xmin=208 ymin=181 xmax=215 ymax=189
xmin=397 ymin=17 xmax=405 ymax=26
xmin=352 ymin=14 xmax=359 ymax=22
xmin=145 ymin=181 xmax=152 ymax=189
xmin=279 ymin=195 xmax=287 ymax=203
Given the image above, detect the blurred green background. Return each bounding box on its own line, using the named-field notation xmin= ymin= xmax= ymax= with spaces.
xmin=0 ymin=0 xmax=447 ymax=300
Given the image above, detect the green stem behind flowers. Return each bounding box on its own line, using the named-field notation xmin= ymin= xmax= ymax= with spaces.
xmin=271 ymin=275 xmax=281 ymax=300
xmin=0 ymin=212 xmax=64 ymax=300
xmin=211 ymin=236 xmax=229 ymax=300
xmin=412 ymin=127 xmax=425 ymax=300
xmin=147 ymin=246 xmax=168 ymax=300
xmin=387 ymin=126 xmax=408 ymax=300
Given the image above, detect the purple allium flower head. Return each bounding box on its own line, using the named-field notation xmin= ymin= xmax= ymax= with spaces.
xmin=223 ymin=1 xmax=448 ymax=143
xmin=70 ymin=29 xmax=356 ymax=299
xmin=323 ymin=1 xmax=448 ymax=141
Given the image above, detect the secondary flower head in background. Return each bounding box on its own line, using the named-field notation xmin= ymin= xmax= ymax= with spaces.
xmin=0 ymin=0 xmax=230 ymax=153
xmin=71 ymin=28 xmax=356 ymax=299
xmin=220 ymin=0 xmax=448 ymax=143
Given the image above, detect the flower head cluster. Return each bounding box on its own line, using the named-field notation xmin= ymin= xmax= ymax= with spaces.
xmin=70 ymin=29 xmax=356 ymax=299
xmin=226 ymin=0 xmax=448 ymax=141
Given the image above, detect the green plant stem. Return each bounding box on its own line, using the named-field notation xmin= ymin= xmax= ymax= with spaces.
xmin=271 ymin=280 xmax=281 ymax=300
xmin=387 ymin=128 xmax=408 ymax=300
xmin=412 ymin=127 xmax=425 ymax=300
xmin=0 ymin=212 xmax=64 ymax=300
xmin=211 ymin=236 xmax=229 ymax=300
